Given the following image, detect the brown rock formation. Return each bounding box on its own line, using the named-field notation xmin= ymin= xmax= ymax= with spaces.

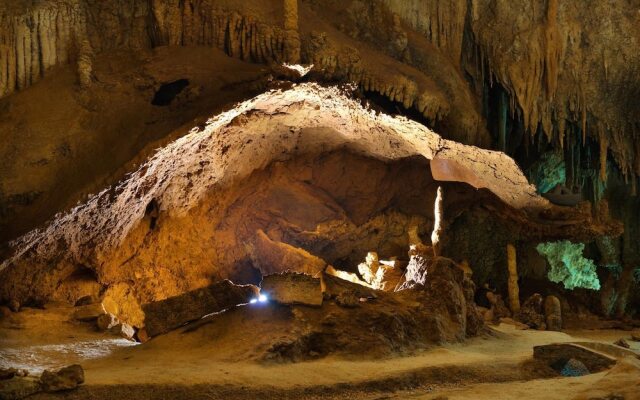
xmin=0 ymin=84 xmax=621 ymax=314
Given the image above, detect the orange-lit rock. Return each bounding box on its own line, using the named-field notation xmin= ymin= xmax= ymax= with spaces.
xmin=0 ymin=84 xmax=620 ymax=321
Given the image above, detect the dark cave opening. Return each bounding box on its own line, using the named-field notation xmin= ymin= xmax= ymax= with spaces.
xmin=359 ymin=89 xmax=436 ymax=130
xmin=151 ymin=79 xmax=190 ymax=106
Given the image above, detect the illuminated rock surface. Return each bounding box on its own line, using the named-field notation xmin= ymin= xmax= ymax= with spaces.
xmin=1 ymin=1 xmax=640 ymax=398
xmin=3 ymin=83 xmax=609 ymax=311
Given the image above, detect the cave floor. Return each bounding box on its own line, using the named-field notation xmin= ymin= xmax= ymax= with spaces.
xmin=1 ymin=304 xmax=639 ymax=400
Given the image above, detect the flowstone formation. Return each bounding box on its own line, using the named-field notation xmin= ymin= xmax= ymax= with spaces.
xmin=536 ymin=241 xmax=600 ymax=291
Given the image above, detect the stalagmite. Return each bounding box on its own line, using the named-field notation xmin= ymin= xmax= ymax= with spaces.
xmin=544 ymin=295 xmax=562 ymax=331
xmin=432 ymin=186 xmax=444 ymax=257
xmin=507 ymin=243 xmax=520 ymax=314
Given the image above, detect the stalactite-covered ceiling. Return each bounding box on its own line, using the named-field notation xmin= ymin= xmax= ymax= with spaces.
xmin=0 ymin=0 xmax=639 ymax=269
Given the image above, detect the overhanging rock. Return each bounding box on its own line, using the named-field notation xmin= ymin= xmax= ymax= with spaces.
xmin=0 ymin=84 xmax=622 ymax=306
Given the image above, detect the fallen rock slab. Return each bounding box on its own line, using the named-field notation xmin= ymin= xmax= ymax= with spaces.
xmin=248 ymin=230 xmax=326 ymax=276
xmin=40 ymin=364 xmax=84 ymax=392
xmin=261 ymin=272 xmax=322 ymax=307
xmin=573 ymin=341 xmax=640 ymax=360
xmin=142 ymin=280 xmax=259 ymax=337
xmin=533 ymin=343 xmax=616 ymax=373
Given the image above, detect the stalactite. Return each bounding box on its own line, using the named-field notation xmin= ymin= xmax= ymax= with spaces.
xmin=599 ymin=133 xmax=608 ymax=182
xmin=543 ymin=0 xmax=561 ymax=98
xmin=383 ymin=0 xmax=467 ymax=62
xmin=498 ymin=90 xmax=508 ymax=152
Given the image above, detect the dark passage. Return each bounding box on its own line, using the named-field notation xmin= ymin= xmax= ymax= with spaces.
xmin=151 ymin=79 xmax=190 ymax=106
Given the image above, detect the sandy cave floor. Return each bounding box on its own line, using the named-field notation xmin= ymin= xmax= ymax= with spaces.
xmin=1 ymin=304 xmax=640 ymax=399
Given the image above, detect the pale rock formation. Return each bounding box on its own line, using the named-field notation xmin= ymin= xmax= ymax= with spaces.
xmin=357 ymin=252 xmax=379 ymax=285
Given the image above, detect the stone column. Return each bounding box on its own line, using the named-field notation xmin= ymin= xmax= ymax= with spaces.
xmin=283 ymin=0 xmax=300 ymax=63
xmin=507 ymin=243 xmax=520 ymax=313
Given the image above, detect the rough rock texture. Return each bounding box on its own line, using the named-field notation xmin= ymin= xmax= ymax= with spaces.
xmin=519 ymin=293 xmax=546 ymax=330
xmin=141 ymin=280 xmax=258 ymax=335
xmin=257 ymin=262 xmax=483 ymax=362
xmin=248 ymin=230 xmax=326 ymax=276
xmin=95 ymin=313 xmax=118 ymax=331
xmin=2 ymin=84 xmax=611 ymax=310
xmin=40 ymin=364 xmax=84 ymax=392
xmin=261 ymin=272 xmax=323 ymax=307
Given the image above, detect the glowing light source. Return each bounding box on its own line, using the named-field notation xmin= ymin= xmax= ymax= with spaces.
xmin=249 ymin=294 xmax=269 ymax=304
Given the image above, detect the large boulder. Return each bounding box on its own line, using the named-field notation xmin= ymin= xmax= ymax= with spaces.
xmin=40 ymin=365 xmax=84 ymax=392
xmin=397 ymin=256 xmax=484 ymax=343
xmin=142 ymin=280 xmax=258 ymax=337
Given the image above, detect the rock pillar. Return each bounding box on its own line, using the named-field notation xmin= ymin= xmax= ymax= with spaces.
xmin=283 ymin=0 xmax=301 ymax=63
xmin=507 ymin=243 xmax=520 ymax=313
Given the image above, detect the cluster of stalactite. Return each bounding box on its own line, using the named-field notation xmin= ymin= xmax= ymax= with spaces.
xmin=385 ymin=0 xmax=640 ymax=189
xmin=0 ymin=0 xmax=296 ymax=99
xmin=2 ymin=0 xmax=639 ymax=185
xmin=0 ymin=2 xmax=81 ymax=97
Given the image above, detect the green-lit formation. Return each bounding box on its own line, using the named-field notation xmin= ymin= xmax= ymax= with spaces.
xmin=527 ymin=151 xmax=566 ymax=194
xmin=536 ymin=241 xmax=601 ymax=290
